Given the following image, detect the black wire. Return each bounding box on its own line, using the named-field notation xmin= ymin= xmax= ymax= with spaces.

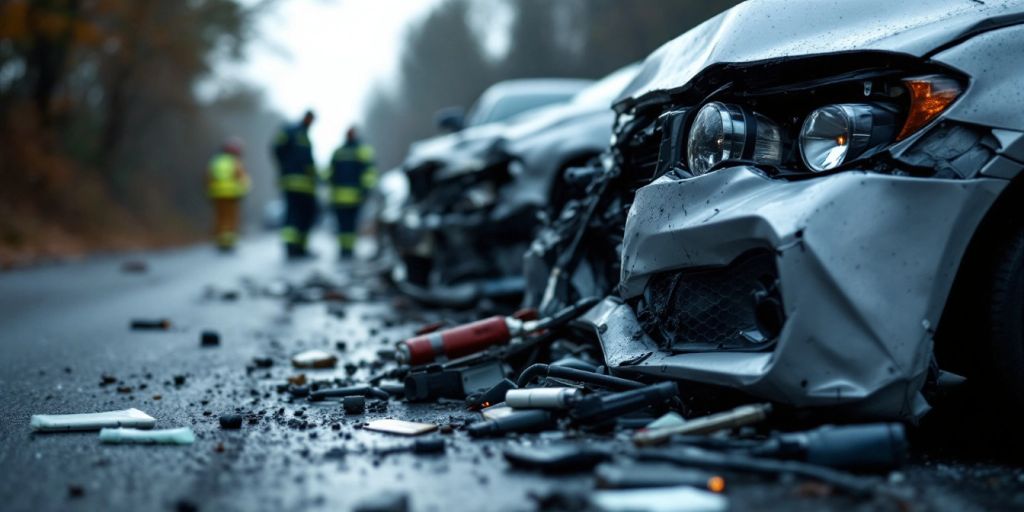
xmin=516 ymin=363 xmax=645 ymax=390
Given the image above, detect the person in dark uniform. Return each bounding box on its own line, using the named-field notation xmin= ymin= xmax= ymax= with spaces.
xmin=271 ymin=110 xmax=318 ymax=258
xmin=326 ymin=126 xmax=376 ymax=259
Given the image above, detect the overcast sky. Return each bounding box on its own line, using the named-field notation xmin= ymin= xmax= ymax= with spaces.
xmin=235 ymin=0 xmax=442 ymax=164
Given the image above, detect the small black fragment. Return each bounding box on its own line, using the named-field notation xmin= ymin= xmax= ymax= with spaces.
xmin=354 ymin=491 xmax=408 ymax=512
xmin=173 ymin=375 xmax=187 ymax=386
xmin=253 ymin=357 xmax=273 ymax=368
xmin=200 ymin=330 xmax=220 ymax=347
xmin=68 ymin=484 xmax=85 ymax=498
xmin=176 ymin=499 xmax=199 ymax=512
xmin=219 ymin=414 xmax=243 ymax=429
xmin=343 ymin=396 xmax=366 ymax=414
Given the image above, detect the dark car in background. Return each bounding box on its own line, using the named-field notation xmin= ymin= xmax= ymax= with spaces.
xmin=574 ymin=0 xmax=1024 ymax=421
xmin=390 ymin=68 xmax=640 ymax=306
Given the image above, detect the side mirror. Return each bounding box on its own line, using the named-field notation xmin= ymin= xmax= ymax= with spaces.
xmin=434 ymin=107 xmax=465 ymax=133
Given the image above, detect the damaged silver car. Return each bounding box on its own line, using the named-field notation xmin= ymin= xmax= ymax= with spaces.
xmin=587 ymin=0 xmax=1024 ymax=421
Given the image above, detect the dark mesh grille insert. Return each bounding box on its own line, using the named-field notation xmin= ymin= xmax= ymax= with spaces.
xmin=637 ymin=250 xmax=782 ymax=352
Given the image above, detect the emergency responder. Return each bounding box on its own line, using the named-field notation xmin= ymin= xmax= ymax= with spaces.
xmin=207 ymin=137 xmax=250 ymax=251
xmin=326 ymin=126 xmax=377 ymax=259
xmin=272 ymin=110 xmax=318 ymax=258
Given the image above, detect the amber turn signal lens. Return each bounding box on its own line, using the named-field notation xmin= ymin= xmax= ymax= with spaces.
xmin=896 ymin=77 xmax=961 ymax=140
xmin=708 ymin=475 xmax=726 ymax=493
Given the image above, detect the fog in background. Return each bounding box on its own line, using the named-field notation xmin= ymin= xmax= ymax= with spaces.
xmin=0 ymin=0 xmax=738 ymax=266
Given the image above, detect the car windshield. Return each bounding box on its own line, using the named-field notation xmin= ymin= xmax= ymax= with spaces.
xmin=571 ymin=63 xmax=641 ymax=109
xmin=466 ymin=91 xmax=576 ymax=127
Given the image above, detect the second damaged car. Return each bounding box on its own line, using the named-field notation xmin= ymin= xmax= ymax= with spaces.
xmin=588 ymin=0 xmax=1024 ymax=420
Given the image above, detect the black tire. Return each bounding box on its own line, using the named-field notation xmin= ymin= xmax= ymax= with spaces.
xmin=986 ymin=222 xmax=1024 ymax=406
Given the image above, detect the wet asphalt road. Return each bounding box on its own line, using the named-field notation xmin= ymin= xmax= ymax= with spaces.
xmin=2 ymin=234 xmax=1024 ymax=512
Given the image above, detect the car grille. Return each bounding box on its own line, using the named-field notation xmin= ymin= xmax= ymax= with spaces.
xmin=636 ymin=250 xmax=784 ymax=352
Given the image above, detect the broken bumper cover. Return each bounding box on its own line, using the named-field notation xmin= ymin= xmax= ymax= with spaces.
xmin=593 ymin=166 xmax=1007 ymax=420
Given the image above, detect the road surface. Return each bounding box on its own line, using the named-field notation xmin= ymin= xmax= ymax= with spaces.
xmin=1 ymin=234 xmax=1022 ymax=511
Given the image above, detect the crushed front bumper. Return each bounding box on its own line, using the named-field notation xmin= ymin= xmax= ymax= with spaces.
xmin=590 ymin=166 xmax=1007 ymax=420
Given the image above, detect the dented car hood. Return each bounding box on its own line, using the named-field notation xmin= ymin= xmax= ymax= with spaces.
xmin=616 ymin=0 xmax=1024 ymax=109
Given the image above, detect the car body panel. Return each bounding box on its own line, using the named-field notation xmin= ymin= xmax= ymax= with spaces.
xmin=600 ymin=168 xmax=1007 ymax=419
xmin=616 ymin=0 xmax=1023 ymax=110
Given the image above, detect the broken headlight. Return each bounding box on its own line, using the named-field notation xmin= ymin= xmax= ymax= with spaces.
xmin=799 ymin=104 xmax=897 ymax=172
xmin=687 ymin=102 xmax=782 ymax=176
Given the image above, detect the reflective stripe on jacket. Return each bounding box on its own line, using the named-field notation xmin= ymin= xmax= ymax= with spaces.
xmin=207 ymin=153 xmax=249 ymax=198
xmin=273 ymin=124 xmax=317 ymax=195
xmin=327 ymin=142 xmax=376 ymax=205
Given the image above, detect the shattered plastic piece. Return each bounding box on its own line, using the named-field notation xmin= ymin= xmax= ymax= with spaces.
xmin=365 ymin=419 xmax=438 ymax=436
xmin=376 ymin=438 xmax=446 ymax=456
xmin=200 ymin=330 xmax=220 ymax=347
xmin=31 ymin=408 xmax=156 ymax=432
xmin=309 ymin=385 xmax=389 ymax=402
xmin=466 ymin=379 xmax=517 ymax=411
xmin=130 ymin=319 xmax=170 ymax=330
xmin=467 ymin=410 xmax=555 ymax=437
xmin=754 ymin=423 xmax=909 ymax=471
xmin=343 ymin=396 xmax=366 ymax=414
xmin=570 ymin=382 xmax=678 ymax=424
xmin=591 ymin=486 xmax=728 ymax=512
xmin=287 ymin=374 xmax=307 ymax=386
xmin=595 ymin=462 xmax=719 ymax=490
xmin=253 ymin=357 xmax=273 ymax=368
xmin=99 ymin=427 xmax=195 ymax=445
xmin=121 ymin=260 xmax=148 ymax=273
xmin=481 ymin=404 xmax=515 ymax=421
xmin=353 ymin=491 xmax=409 ymax=512
xmin=291 ymin=350 xmax=337 ymax=369
xmin=646 ymin=412 xmax=686 ymax=430
xmin=503 ymin=444 xmax=611 ymax=473
xmin=634 ymin=403 xmax=771 ymax=446
xmin=219 ymin=414 xmax=243 ymax=429
xmin=506 ymin=387 xmax=581 ymax=409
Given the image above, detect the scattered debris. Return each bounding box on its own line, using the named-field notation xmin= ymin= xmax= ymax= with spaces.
xmin=120 ymin=260 xmax=148 ymax=273
xmin=130 ymin=319 xmax=171 ymax=330
xmin=99 ymin=427 xmax=195 ymax=445
xmin=506 ymin=387 xmax=581 ymax=409
xmin=634 ymin=403 xmax=772 ymax=445
xmin=594 ymin=462 xmax=723 ymax=491
xmin=219 ymin=414 xmax=243 ymax=430
xmin=364 ymin=419 xmax=437 ymax=436
xmin=31 ymin=408 xmax=156 ymax=432
xmin=173 ymin=375 xmax=187 ymax=386
xmin=353 ymin=491 xmax=409 ymax=512
xmin=503 ymin=444 xmax=611 ymax=473
xmin=200 ymin=330 xmax=220 ymax=347
xmin=343 ymin=396 xmax=366 ymax=414
xmin=291 ymin=349 xmax=338 ymax=369
xmin=252 ymin=357 xmax=274 ymax=368
xmin=590 ymin=485 xmax=728 ymax=512
xmin=468 ymin=410 xmax=554 ymax=438
xmin=376 ymin=438 xmax=446 ymax=457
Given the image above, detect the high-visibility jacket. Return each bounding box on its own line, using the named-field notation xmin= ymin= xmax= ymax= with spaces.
xmin=326 ymin=141 xmax=376 ymax=206
xmin=272 ymin=123 xmax=317 ymax=194
xmin=207 ymin=152 xmax=250 ymax=199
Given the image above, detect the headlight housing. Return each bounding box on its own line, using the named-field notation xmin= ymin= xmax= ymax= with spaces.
xmin=799 ymin=104 xmax=896 ymax=172
xmin=687 ymin=102 xmax=782 ymax=176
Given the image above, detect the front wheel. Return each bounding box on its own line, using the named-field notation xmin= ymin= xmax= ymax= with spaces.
xmin=985 ymin=221 xmax=1024 ymax=406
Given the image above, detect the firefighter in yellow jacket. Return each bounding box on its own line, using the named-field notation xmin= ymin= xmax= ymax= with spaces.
xmin=326 ymin=126 xmax=376 ymax=259
xmin=207 ymin=138 xmax=251 ymax=251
